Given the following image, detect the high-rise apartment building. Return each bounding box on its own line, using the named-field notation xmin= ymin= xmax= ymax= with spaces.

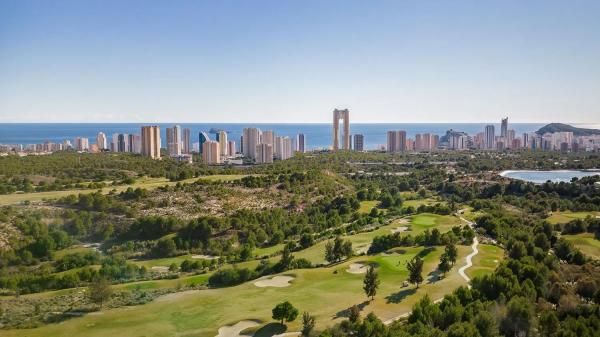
xmin=262 ymin=130 xmax=275 ymax=147
xmin=96 ymin=132 xmax=107 ymax=150
xmin=227 ymin=140 xmax=236 ymax=156
xmin=130 ymin=134 xmax=142 ymax=153
xmin=218 ymin=131 xmax=228 ymax=157
xmin=274 ymin=136 xmax=293 ymax=160
xmin=256 ymin=143 xmax=273 ymax=164
xmin=242 ymin=128 xmax=261 ymax=159
xmin=167 ymin=125 xmax=182 ymax=156
xmin=75 ymin=137 xmax=89 ymax=151
xmin=296 ymin=134 xmax=306 ymax=153
xmin=506 ymin=130 xmax=515 ymax=149
xmin=199 ymin=132 xmax=210 ymax=154
xmin=332 ymin=108 xmax=350 ymax=150
xmin=353 ymin=134 xmax=364 ymax=151
xmin=182 ymin=128 xmax=191 ymax=154
xmin=141 ymin=126 xmax=161 ymax=159
xmin=484 ymin=125 xmax=495 ymax=149
xmin=386 ymin=131 xmax=406 ymax=152
xmin=202 ymin=140 xmax=220 ymax=164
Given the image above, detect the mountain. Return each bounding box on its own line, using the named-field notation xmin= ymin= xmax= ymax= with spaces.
xmin=536 ymin=123 xmax=600 ymax=136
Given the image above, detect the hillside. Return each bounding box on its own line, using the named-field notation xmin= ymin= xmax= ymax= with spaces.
xmin=537 ymin=123 xmax=600 ymax=136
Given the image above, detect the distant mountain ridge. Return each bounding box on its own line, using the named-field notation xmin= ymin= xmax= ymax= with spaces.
xmin=536 ymin=123 xmax=600 ymax=136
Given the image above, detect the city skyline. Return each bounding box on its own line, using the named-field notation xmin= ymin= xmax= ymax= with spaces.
xmin=1 ymin=1 xmax=600 ymax=123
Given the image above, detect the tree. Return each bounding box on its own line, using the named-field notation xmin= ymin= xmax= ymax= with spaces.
xmin=168 ymin=263 xmax=178 ymax=272
xmin=445 ymin=242 xmax=458 ymax=266
xmin=325 ymin=241 xmax=335 ymax=264
xmin=446 ymin=322 xmax=481 ymax=337
xmin=301 ymin=311 xmax=316 ymax=337
xmin=407 ymin=256 xmax=424 ymax=288
xmin=272 ymin=301 xmax=299 ymax=325
xmin=501 ymin=296 xmax=534 ymax=337
xmin=438 ymin=254 xmax=451 ymax=277
xmin=539 ymin=311 xmax=559 ymax=337
xmin=88 ymin=277 xmax=113 ymax=308
xmin=275 ymin=244 xmax=295 ymax=272
xmin=363 ymin=265 xmax=380 ymax=300
xmin=349 ymin=305 xmax=361 ymax=323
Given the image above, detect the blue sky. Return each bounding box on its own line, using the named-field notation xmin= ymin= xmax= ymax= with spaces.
xmin=1 ymin=0 xmax=599 ymax=123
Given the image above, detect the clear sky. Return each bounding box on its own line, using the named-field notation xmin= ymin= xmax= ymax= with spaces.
xmin=1 ymin=0 xmax=599 ymax=123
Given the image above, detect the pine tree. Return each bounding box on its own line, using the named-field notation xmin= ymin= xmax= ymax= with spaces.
xmin=438 ymin=253 xmax=451 ymax=277
xmin=363 ymin=265 xmax=380 ymax=300
xmin=445 ymin=242 xmax=458 ymax=266
xmin=407 ymin=256 xmax=424 ymax=288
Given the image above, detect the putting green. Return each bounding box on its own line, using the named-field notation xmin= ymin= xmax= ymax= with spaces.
xmin=563 ymin=233 xmax=600 ymax=260
xmin=465 ymin=244 xmax=504 ymax=279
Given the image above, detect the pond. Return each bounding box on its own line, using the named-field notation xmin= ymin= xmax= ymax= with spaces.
xmin=500 ymin=170 xmax=600 ymax=184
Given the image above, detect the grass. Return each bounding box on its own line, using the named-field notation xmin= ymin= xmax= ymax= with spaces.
xmin=358 ymin=200 xmax=380 ymax=214
xmin=546 ymin=211 xmax=599 ymax=225
xmin=563 ymin=233 xmax=600 ymax=260
xmin=2 ymin=245 xmax=474 ymax=337
xmin=53 ymin=246 xmax=95 ymax=259
xmin=409 ymin=213 xmax=460 ymax=233
xmin=402 ymin=198 xmax=438 ymax=208
xmin=465 ymin=244 xmax=504 ymax=279
xmin=0 ymin=177 xmax=197 ymax=205
xmin=198 ymin=174 xmax=249 ymax=182
xmin=254 ymin=244 xmax=285 ymax=257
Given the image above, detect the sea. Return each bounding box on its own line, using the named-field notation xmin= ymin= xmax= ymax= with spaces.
xmin=0 ymin=122 xmax=584 ymax=150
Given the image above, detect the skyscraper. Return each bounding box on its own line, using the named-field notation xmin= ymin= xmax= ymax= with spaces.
xmin=199 ymin=132 xmax=210 ymax=154
xmin=386 ymin=131 xmax=406 ymax=152
xmin=484 ymin=125 xmax=495 ymax=149
xmin=353 ymin=134 xmax=364 ymax=151
xmin=141 ymin=126 xmax=161 ymax=159
xmin=202 ymin=140 xmax=220 ymax=164
xmin=256 ymin=143 xmax=273 ymax=164
xmin=227 ymin=140 xmax=236 ymax=156
xmin=117 ymin=134 xmax=128 ymax=152
xmin=501 ymin=117 xmax=508 ymax=138
xmin=507 ymin=129 xmax=516 ymax=149
xmin=262 ymin=130 xmax=275 ymax=147
xmin=332 ymin=108 xmax=350 ymax=150
xmin=218 ymin=131 xmax=228 ymax=157
xmin=167 ymin=125 xmax=182 ymax=156
xmin=96 ymin=132 xmax=107 ymax=150
xmin=296 ymin=134 xmax=306 ymax=153
xmin=130 ymin=134 xmax=142 ymax=154
xmin=243 ymin=127 xmax=261 ymax=159
xmin=182 ymin=128 xmax=191 ymax=154
xmin=75 ymin=137 xmax=89 ymax=151
xmin=275 ymin=136 xmax=293 ymax=160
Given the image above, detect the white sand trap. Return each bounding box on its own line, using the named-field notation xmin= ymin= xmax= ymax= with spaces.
xmin=215 ymin=320 xmax=259 ymax=337
xmin=254 ymin=276 xmax=294 ymax=288
xmin=273 ymin=333 xmax=301 ymax=337
xmin=151 ymin=266 xmax=169 ymax=273
xmin=192 ymin=254 xmax=219 ymax=260
xmin=390 ymin=226 xmax=408 ymax=234
xmin=346 ymin=263 xmax=368 ymax=274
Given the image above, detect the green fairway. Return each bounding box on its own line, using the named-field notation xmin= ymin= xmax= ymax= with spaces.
xmin=563 ymin=233 xmax=600 ymax=260
xmin=546 ymin=211 xmax=599 ymax=225
xmin=409 ymin=213 xmax=460 ymax=233
xmin=358 ymin=200 xmax=380 ymax=213
xmin=402 ymin=198 xmax=438 ymax=208
xmin=2 ymin=245 xmax=473 ymax=337
xmin=466 ymin=244 xmax=504 ymax=279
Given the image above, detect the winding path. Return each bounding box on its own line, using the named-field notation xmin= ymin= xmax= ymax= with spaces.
xmin=458 ymin=237 xmax=479 ymax=284
xmin=383 ymin=213 xmax=480 ymax=325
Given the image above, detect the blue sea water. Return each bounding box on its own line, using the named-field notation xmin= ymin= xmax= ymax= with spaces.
xmin=0 ymin=123 xmax=546 ymax=150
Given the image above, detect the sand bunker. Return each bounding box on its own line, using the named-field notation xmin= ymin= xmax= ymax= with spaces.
xmin=346 ymin=263 xmax=368 ymax=274
xmin=191 ymin=254 xmax=219 ymax=260
xmin=273 ymin=333 xmax=301 ymax=337
xmin=215 ymin=320 xmax=259 ymax=337
xmin=390 ymin=226 xmax=408 ymax=233
xmin=151 ymin=266 xmax=169 ymax=273
xmin=254 ymin=276 xmax=294 ymax=288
